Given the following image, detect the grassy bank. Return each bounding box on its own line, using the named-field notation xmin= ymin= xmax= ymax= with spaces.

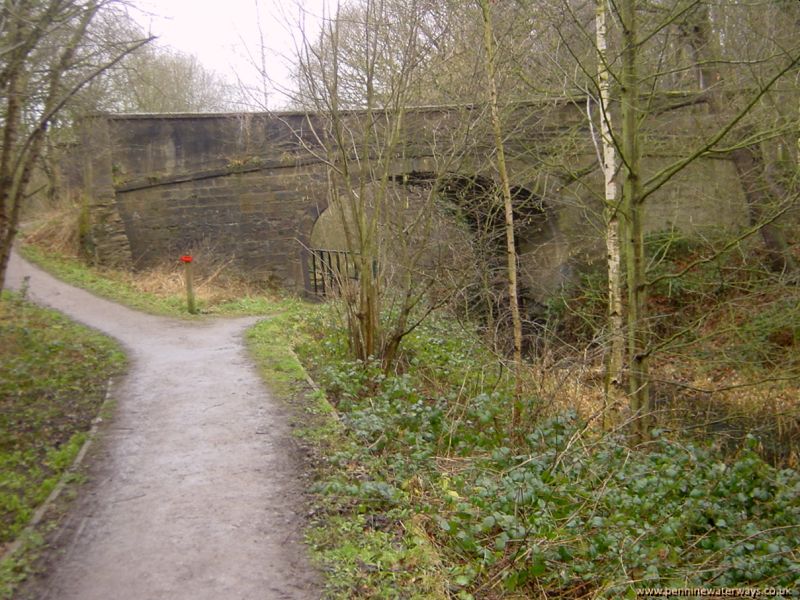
xmin=247 ymin=305 xmax=450 ymax=598
xmin=0 ymin=292 xmax=126 ymax=597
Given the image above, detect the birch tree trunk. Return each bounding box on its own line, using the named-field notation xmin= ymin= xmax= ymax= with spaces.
xmin=595 ymin=0 xmax=625 ymax=424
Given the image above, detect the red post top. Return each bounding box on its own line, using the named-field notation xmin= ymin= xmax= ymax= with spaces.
xmin=180 ymin=255 xmax=193 ymax=263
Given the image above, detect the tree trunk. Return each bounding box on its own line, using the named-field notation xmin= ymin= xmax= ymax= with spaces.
xmin=0 ymin=29 xmax=25 ymax=292
xmin=0 ymin=223 xmax=15 ymax=292
xmin=596 ymin=0 xmax=625 ymax=424
xmin=683 ymin=4 xmax=798 ymax=277
xmin=478 ymin=0 xmax=524 ymax=425
xmin=0 ymin=180 xmax=16 ymax=293
xmin=620 ymin=0 xmax=651 ymax=440
xmin=730 ymin=144 xmax=799 ymax=275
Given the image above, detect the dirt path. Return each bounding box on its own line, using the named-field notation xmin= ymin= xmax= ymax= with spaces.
xmin=6 ymin=251 xmax=322 ymax=600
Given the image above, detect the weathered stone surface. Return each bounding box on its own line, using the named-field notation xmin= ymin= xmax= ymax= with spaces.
xmin=78 ymin=102 xmax=748 ymax=296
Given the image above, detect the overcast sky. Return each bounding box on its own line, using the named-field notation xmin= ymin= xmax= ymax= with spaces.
xmin=129 ymin=0 xmax=326 ymax=108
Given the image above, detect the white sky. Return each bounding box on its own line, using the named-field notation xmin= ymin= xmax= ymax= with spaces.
xmin=129 ymin=0 xmax=327 ymax=109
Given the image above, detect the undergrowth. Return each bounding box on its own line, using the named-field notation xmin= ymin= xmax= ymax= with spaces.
xmin=553 ymin=229 xmax=800 ymax=466
xmin=247 ymin=306 xmax=450 ymax=599
xmin=0 ymin=291 xmax=126 ymax=597
xmin=291 ymin=302 xmax=799 ymax=598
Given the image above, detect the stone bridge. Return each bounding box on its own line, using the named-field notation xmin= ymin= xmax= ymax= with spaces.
xmin=75 ymin=99 xmax=747 ymax=297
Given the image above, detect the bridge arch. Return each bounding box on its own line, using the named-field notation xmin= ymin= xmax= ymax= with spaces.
xmin=303 ymin=169 xmax=570 ymax=315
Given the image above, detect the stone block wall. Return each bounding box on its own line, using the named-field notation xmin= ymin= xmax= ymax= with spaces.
xmin=78 ymin=102 xmax=751 ymax=297
xmin=116 ymin=166 xmax=328 ymax=288
xmin=80 ymin=113 xmax=330 ymax=291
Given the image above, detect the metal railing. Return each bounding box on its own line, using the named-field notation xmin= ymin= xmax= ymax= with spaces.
xmin=309 ymin=248 xmax=358 ymax=297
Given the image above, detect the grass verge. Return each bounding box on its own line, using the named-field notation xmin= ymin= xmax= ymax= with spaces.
xmin=246 ymin=303 xmax=450 ymax=599
xmin=20 ymin=244 xmax=188 ymax=316
xmin=0 ymin=291 xmax=126 ymax=597
xmin=19 ymin=243 xmax=278 ymax=317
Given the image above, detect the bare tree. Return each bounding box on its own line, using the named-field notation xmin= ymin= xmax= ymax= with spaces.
xmin=583 ymin=0 xmax=799 ymax=437
xmin=508 ymin=0 xmax=800 ymax=437
xmin=76 ymin=11 xmax=234 ymax=114
xmin=290 ymin=0 xmax=799 ymax=434
xmin=0 ymin=0 xmax=151 ymax=291
xmin=102 ymin=47 xmax=233 ymax=113
xmin=293 ymin=0 xmax=477 ymax=370
xmin=677 ymin=1 xmax=799 ymax=277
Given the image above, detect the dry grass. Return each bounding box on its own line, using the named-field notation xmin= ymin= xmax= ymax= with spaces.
xmin=132 ymin=236 xmax=281 ymax=305
xmin=652 ymin=364 xmax=800 ymax=466
xmin=20 ymin=201 xmax=279 ymax=311
xmin=520 ymin=332 xmax=800 ymax=467
xmin=126 ymin=258 xmax=272 ymax=306
xmin=21 ymin=200 xmax=82 ymax=256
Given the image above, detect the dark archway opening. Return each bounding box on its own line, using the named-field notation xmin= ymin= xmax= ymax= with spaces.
xmin=390 ymin=171 xmax=559 ymax=355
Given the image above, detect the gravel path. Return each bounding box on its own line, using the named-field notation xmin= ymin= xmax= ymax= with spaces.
xmin=6 ymin=251 xmax=322 ymax=600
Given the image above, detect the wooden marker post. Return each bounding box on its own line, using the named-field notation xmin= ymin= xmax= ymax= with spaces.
xmin=180 ymin=255 xmax=196 ymax=314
